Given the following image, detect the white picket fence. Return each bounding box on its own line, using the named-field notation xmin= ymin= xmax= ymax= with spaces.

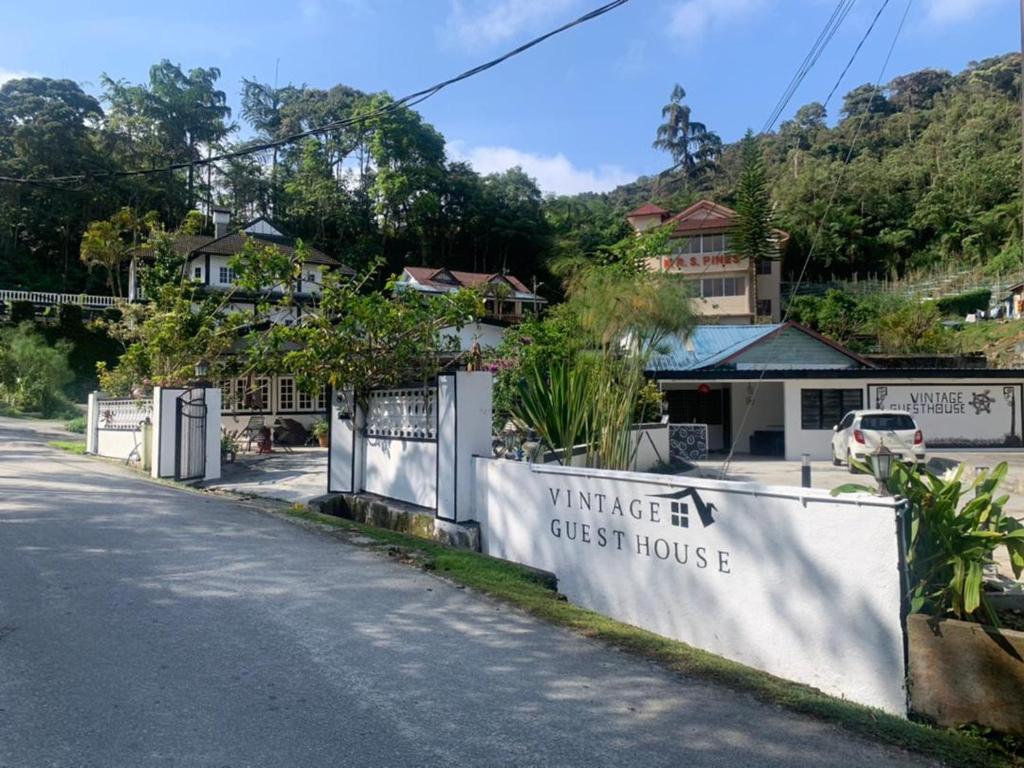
xmin=0 ymin=289 xmax=122 ymax=310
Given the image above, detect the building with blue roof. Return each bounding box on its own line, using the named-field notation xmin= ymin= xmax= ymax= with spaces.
xmin=646 ymin=322 xmax=1024 ymax=463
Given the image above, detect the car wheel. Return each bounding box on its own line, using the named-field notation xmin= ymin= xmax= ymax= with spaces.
xmin=832 ymin=447 xmax=841 ymax=466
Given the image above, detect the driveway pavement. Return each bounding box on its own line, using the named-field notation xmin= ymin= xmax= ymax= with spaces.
xmin=210 ymin=446 xmax=328 ymax=504
xmin=0 ymin=416 xmax=935 ymax=767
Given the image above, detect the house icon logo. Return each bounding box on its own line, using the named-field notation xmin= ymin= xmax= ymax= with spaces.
xmin=649 ymin=488 xmax=717 ymax=529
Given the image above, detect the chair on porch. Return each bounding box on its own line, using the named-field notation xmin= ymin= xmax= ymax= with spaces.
xmin=240 ymin=415 xmax=265 ymax=452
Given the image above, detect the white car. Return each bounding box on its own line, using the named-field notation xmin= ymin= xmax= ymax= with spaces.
xmin=831 ymin=410 xmax=926 ymax=472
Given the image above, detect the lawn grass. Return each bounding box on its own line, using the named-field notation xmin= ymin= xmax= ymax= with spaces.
xmin=48 ymin=440 xmax=86 ymax=455
xmin=282 ymin=505 xmax=1015 ymax=768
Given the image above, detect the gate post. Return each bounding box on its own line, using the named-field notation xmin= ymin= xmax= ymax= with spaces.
xmin=328 ymin=387 xmax=364 ymax=493
xmin=436 ymin=371 xmax=492 ymax=523
xmin=151 ymin=387 xmax=185 ymax=479
xmin=203 ymin=386 xmax=221 ymax=481
xmin=86 ymin=392 xmax=100 ymax=455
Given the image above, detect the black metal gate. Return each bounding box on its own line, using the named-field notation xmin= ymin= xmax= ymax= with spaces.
xmin=175 ymin=388 xmax=207 ymax=481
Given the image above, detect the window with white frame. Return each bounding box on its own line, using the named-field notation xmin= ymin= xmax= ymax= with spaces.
xmin=278 ymin=376 xmax=295 ymax=411
xmin=218 ymin=266 xmax=236 ymax=284
xmin=254 ymin=377 xmax=270 ymax=410
xmin=306 ymin=272 xmax=317 ymax=283
xmin=316 ymin=386 xmax=327 ymax=411
xmin=297 ymin=388 xmax=313 ymax=411
xmin=220 ymin=380 xmax=233 ymax=411
xmin=194 ymin=266 xmax=202 ymax=279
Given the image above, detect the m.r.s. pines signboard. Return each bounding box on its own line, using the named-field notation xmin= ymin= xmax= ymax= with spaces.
xmin=868 ymin=383 xmax=1024 ymax=448
xmin=474 ymin=459 xmax=908 ymax=716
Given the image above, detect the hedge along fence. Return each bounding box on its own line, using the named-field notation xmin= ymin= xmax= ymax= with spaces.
xmin=934 ymin=288 xmax=992 ymax=317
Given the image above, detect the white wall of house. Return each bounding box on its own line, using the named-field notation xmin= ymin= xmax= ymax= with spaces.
xmin=729 ymin=381 xmax=784 ymax=456
xmin=442 ymin=321 xmax=507 ymax=351
xmin=782 ymin=377 xmax=1024 ymax=461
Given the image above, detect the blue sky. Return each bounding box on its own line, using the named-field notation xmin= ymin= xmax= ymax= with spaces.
xmin=0 ymin=0 xmax=1015 ymax=194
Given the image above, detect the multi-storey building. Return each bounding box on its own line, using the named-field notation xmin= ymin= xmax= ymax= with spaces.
xmin=626 ymin=200 xmax=787 ymax=324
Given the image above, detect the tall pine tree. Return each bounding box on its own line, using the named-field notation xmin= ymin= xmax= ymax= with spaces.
xmin=734 ymin=129 xmax=776 ymax=321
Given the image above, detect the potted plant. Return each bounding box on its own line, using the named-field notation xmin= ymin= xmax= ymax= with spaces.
xmin=221 ymin=432 xmax=238 ymax=464
xmin=836 ymin=462 xmax=1024 ymax=734
xmin=312 ymin=419 xmax=329 ymax=448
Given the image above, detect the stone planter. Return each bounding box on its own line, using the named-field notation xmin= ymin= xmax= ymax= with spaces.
xmin=908 ymin=613 xmax=1024 ymax=735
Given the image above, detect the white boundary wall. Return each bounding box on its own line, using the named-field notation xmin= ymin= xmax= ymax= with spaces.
xmin=87 ymin=393 xmax=152 ymax=466
xmin=473 ymin=459 xmax=907 ymax=715
xmin=328 ymin=372 xmax=493 ymax=521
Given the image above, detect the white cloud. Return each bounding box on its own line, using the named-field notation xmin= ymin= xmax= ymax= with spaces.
xmin=921 ymin=0 xmax=1001 ymax=24
xmin=449 ymin=141 xmax=635 ymax=195
xmin=667 ymin=0 xmax=767 ymax=44
xmin=443 ymin=0 xmax=579 ymax=49
xmin=0 ymin=68 xmax=38 ymax=86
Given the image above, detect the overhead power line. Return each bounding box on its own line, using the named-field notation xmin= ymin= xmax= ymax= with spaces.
xmin=719 ymin=0 xmax=913 ymax=477
xmin=0 ymin=0 xmax=630 ymax=188
xmin=760 ymin=0 xmax=857 ymax=133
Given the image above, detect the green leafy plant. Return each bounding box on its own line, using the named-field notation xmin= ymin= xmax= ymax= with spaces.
xmin=312 ymin=419 xmax=329 ymax=439
xmin=511 ymin=359 xmax=595 ymax=464
xmin=835 ymin=462 xmax=1024 ymax=625
xmin=65 ymin=415 xmax=87 ymax=434
xmin=0 ymin=323 xmax=75 ymax=417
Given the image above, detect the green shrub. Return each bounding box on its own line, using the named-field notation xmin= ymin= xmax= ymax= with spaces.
xmin=9 ymin=300 xmax=35 ymax=323
xmin=65 ymin=415 xmax=87 ymax=433
xmin=935 ymin=288 xmax=991 ymax=318
xmin=0 ymin=323 xmax=75 ymax=417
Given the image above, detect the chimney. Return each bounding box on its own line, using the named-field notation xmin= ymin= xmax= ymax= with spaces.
xmin=211 ymin=206 xmax=231 ymax=238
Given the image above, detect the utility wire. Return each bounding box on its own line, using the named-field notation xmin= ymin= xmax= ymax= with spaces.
xmin=719 ymin=0 xmax=911 ymax=478
xmin=0 ymin=0 xmax=630 ymax=187
xmin=654 ymin=0 xmax=856 ymax=193
xmin=761 ymin=0 xmax=857 ymax=133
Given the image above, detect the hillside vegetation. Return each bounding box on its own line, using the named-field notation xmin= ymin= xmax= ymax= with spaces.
xmin=0 ymin=54 xmax=1020 ymax=301
xmin=554 ymin=54 xmax=1023 ymax=283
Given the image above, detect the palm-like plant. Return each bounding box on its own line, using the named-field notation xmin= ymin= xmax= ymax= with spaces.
xmin=511 ymin=359 xmax=595 ymax=465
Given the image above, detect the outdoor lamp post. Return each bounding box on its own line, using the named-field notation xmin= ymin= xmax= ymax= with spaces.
xmin=193 ymin=360 xmax=210 ymax=388
xmin=871 ymin=445 xmax=894 ymax=495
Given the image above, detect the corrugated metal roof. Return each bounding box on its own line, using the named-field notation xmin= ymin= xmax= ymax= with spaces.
xmin=647 ymin=324 xmax=781 ymax=372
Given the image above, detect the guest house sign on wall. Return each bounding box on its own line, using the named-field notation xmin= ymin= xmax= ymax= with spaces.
xmin=868 ymin=383 xmax=1024 ymax=447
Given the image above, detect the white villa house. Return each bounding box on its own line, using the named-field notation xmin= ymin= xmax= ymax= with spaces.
xmin=626 ymin=200 xmax=786 ymax=324
xmin=128 ymin=207 xmax=354 ymax=442
xmin=395 ymin=266 xmax=548 ymax=350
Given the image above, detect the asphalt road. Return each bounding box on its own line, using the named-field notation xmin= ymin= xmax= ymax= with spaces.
xmin=0 ymin=417 xmax=935 ymax=768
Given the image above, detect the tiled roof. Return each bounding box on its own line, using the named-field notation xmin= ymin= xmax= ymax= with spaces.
xmin=647 ymin=325 xmax=781 ymax=372
xmin=191 ymin=231 xmax=350 ymax=272
xmin=402 ymin=267 xmax=543 ymax=300
xmin=626 ymin=203 xmax=668 ymax=218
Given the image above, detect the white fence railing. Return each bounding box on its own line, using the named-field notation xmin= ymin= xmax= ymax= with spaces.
xmin=98 ymin=398 xmax=153 ymax=430
xmin=0 ymin=289 xmax=122 ymax=309
xmin=364 ymin=387 xmax=438 ymax=440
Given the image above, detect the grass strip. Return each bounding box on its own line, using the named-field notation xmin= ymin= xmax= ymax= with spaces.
xmin=48 ymin=440 xmax=86 ymax=455
xmin=282 ymin=505 xmax=1014 ymax=768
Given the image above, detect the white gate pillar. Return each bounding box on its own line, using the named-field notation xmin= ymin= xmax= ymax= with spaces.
xmin=437 ymin=371 xmax=492 ymax=523
xmin=328 ymin=387 xmax=364 ymax=493
xmin=86 ymin=392 xmax=100 ymax=455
